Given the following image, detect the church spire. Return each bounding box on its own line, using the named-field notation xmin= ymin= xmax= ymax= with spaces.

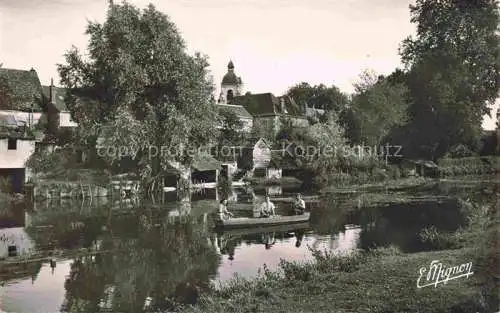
xmin=228 ymin=60 xmax=234 ymax=71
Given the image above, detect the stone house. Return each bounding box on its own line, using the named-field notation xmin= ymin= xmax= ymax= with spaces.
xmin=217 ymin=103 xmax=253 ymax=133
xmin=233 ymin=93 xmax=308 ymax=139
xmin=215 ymin=60 xmax=307 ymax=139
xmin=237 ymin=137 xmax=272 ymax=177
xmin=0 ymin=131 xmax=36 ymax=192
xmin=191 ymin=153 xmax=222 ymax=188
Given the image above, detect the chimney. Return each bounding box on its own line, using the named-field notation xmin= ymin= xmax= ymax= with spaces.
xmin=280 ymin=97 xmax=285 ymax=113
xmin=49 ymin=78 xmax=56 ymax=104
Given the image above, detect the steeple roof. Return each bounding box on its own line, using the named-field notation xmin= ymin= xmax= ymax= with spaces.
xmin=222 ymin=60 xmax=242 ymax=85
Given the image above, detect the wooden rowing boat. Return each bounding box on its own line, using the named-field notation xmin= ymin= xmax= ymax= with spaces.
xmin=216 ymin=221 xmax=310 ymax=237
xmin=215 ymin=212 xmax=311 ymax=229
xmin=228 ymin=201 xmax=317 ymax=212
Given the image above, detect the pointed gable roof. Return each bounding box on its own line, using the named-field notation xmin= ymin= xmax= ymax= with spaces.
xmin=233 ymin=93 xmax=279 ymax=115
xmin=0 ymin=67 xmax=44 ymax=112
xmin=243 ymin=137 xmax=271 ymax=149
xmin=217 ymin=104 xmax=252 ymax=119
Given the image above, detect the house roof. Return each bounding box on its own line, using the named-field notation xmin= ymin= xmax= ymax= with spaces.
xmin=42 ymin=85 xmax=69 ymax=112
xmin=233 ymin=93 xmax=303 ymax=117
xmin=243 ymin=137 xmax=271 ymax=149
xmin=0 ymin=129 xmax=35 ymax=140
xmin=234 ymin=93 xmax=278 ymax=115
xmin=192 ymin=153 xmax=222 ymax=171
xmin=0 ymin=67 xmax=44 ymax=112
xmin=218 ymin=104 xmax=252 ymax=119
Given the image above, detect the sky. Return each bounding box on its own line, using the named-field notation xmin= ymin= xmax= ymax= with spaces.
xmin=0 ymin=0 xmax=498 ymax=129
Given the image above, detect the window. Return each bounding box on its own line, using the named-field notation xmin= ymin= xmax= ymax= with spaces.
xmin=7 ymin=139 xmax=17 ymax=150
xmin=8 ymin=245 xmax=17 ymax=257
xmin=227 ymin=90 xmax=234 ymax=103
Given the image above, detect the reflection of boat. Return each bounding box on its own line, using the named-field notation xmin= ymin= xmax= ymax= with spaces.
xmin=216 ymin=222 xmax=310 ymax=237
xmin=343 ymin=224 xmax=360 ymax=230
xmin=215 ymin=213 xmax=310 ymax=229
xmin=270 ymin=195 xmax=320 ymax=203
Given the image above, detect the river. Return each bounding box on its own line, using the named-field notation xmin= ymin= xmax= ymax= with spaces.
xmin=0 ymin=180 xmax=496 ymax=313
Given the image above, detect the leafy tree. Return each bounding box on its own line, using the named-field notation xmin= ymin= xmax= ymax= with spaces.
xmin=400 ymin=0 xmax=500 ymax=160
xmin=58 ymin=2 xmax=219 ymax=191
xmin=276 ymin=112 xmax=349 ymax=183
xmin=217 ymin=108 xmax=244 ymax=146
xmin=339 ymin=107 xmax=361 ymax=145
xmin=285 ymin=82 xmax=349 ymax=114
xmin=251 ymin=119 xmax=276 ymax=143
xmin=348 ymin=70 xmax=409 ymax=147
xmin=307 ymin=112 xmax=347 ymax=167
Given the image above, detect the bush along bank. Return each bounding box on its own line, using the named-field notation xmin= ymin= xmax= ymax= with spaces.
xmin=177 ymin=197 xmax=498 ymax=313
xmin=437 ymin=156 xmax=500 ymax=177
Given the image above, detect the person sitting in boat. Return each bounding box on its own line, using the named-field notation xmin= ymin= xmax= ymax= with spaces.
xmin=259 ymin=196 xmax=276 ymax=218
xmin=218 ymin=199 xmax=233 ymax=220
xmin=293 ymin=193 xmax=306 ymax=215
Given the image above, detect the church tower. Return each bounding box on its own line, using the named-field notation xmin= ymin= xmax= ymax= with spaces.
xmin=218 ymin=60 xmax=243 ymax=104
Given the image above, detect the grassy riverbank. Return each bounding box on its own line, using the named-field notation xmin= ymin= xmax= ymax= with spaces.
xmin=245 ymin=176 xmax=303 ymax=187
xmin=179 ymin=194 xmax=498 ymax=313
xmin=320 ymin=176 xmax=435 ymax=194
xmin=438 ymin=156 xmax=500 ymax=177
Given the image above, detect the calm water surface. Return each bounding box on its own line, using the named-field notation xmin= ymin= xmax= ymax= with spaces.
xmin=0 ymin=183 xmax=494 ymax=312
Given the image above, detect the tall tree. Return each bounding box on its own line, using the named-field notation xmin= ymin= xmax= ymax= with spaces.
xmin=217 ymin=108 xmax=244 ymax=146
xmin=347 ymin=70 xmax=409 ymax=147
xmin=58 ymin=2 xmax=219 ymax=191
xmin=285 ymin=82 xmax=349 ymax=114
xmin=400 ymin=0 xmax=500 ymax=160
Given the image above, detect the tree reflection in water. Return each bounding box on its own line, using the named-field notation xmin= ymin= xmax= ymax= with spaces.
xmin=60 ymin=213 xmax=220 ymax=313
